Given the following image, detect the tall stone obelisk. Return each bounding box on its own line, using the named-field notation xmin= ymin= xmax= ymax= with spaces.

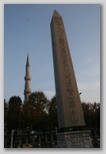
xmin=50 ymin=10 xmax=93 ymax=148
xmin=51 ymin=10 xmax=85 ymax=129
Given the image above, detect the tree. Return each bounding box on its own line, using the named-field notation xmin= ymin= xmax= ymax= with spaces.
xmin=29 ymin=91 xmax=49 ymax=112
xmin=82 ymin=102 xmax=100 ymax=137
xmin=48 ymin=96 xmax=58 ymax=131
xmin=20 ymin=103 xmax=39 ymax=143
xmin=4 ymin=99 xmax=8 ymax=132
xmin=6 ymin=96 xmax=22 ymax=147
xmin=8 ymin=96 xmax=22 ymax=110
xmin=28 ymin=91 xmax=50 ymax=132
xmin=6 ymin=96 xmax=22 ymax=132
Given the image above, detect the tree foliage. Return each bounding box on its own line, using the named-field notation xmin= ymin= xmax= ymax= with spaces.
xmin=6 ymin=96 xmax=22 ymax=133
xmin=4 ymin=99 xmax=8 ymax=124
xmin=20 ymin=103 xmax=39 ymax=131
xmin=28 ymin=91 xmax=50 ymax=132
xmin=28 ymin=91 xmax=49 ymax=112
xmin=4 ymin=93 xmax=100 ymax=138
xmin=82 ymin=102 xmax=100 ymax=136
xmin=48 ymin=96 xmax=58 ymax=131
xmin=20 ymin=103 xmax=39 ymax=143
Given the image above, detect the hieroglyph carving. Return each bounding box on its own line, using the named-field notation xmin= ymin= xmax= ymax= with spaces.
xmin=54 ymin=17 xmax=78 ymax=125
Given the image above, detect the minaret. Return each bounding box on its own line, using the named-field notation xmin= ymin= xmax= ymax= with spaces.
xmin=24 ymin=54 xmax=31 ymax=103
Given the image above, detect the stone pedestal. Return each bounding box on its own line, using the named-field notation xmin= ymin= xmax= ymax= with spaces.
xmin=57 ymin=130 xmax=93 ymax=148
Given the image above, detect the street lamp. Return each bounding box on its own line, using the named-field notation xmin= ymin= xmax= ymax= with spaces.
xmin=79 ymin=92 xmax=82 ymax=95
xmin=10 ymin=129 xmax=14 ymax=148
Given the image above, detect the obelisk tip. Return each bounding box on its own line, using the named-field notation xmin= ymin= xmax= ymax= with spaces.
xmin=52 ymin=10 xmax=61 ymax=17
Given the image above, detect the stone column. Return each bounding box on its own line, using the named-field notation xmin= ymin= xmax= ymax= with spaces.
xmin=38 ymin=135 xmax=41 ymax=148
xmin=10 ymin=130 xmax=14 ymax=148
xmin=19 ymin=136 xmax=22 ymax=148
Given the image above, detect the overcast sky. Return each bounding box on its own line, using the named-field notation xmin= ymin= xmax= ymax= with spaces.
xmin=4 ymin=4 xmax=100 ymax=103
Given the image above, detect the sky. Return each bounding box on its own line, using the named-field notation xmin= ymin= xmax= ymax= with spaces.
xmin=4 ymin=4 xmax=100 ymax=103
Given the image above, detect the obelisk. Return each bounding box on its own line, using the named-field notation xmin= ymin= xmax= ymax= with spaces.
xmin=50 ymin=10 xmax=85 ymax=129
xmin=50 ymin=10 xmax=93 ymax=148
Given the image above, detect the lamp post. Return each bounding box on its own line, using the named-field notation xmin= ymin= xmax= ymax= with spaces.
xmin=10 ymin=129 xmax=14 ymax=148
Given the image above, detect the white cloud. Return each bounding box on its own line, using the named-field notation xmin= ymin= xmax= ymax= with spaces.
xmin=78 ymin=80 xmax=100 ymax=103
xmin=44 ymin=91 xmax=55 ymax=100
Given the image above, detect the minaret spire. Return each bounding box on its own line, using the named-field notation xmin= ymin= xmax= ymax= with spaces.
xmin=24 ymin=53 xmax=31 ymax=103
xmin=26 ymin=53 xmax=30 ymax=66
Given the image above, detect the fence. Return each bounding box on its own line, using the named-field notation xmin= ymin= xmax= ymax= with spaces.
xmin=4 ymin=131 xmax=57 ymax=148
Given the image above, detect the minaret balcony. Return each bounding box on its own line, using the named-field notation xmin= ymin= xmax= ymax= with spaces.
xmin=24 ymin=89 xmax=31 ymax=94
xmin=24 ymin=75 xmax=31 ymax=80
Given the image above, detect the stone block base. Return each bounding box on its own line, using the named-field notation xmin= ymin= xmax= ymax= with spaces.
xmin=57 ymin=130 xmax=93 ymax=148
